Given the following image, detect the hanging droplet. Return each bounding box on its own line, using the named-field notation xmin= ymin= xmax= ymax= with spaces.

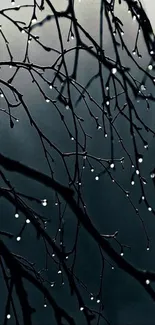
xmin=104 ymin=133 xmax=108 ymax=137
xmin=32 ymin=17 xmax=37 ymax=23
xmin=71 ymin=137 xmax=74 ymax=141
xmin=49 ymin=84 xmax=53 ymax=89
xmin=146 ymin=279 xmax=150 ymax=285
xmin=16 ymin=236 xmax=21 ymax=241
xmin=0 ymin=93 xmax=4 ymax=97
xmin=26 ymin=219 xmax=30 ymax=224
xmin=7 ymin=314 xmax=11 ymax=319
xmin=140 ymin=85 xmax=146 ymax=91
xmin=112 ymin=266 xmax=115 ymax=270
xmin=58 ymin=270 xmax=62 ymax=274
xmin=44 ymin=304 xmax=47 ymax=308
xmin=147 ymin=246 xmax=150 ymax=251
xmin=65 ymin=105 xmax=69 ymax=110
xmin=95 ymin=176 xmax=99 ymax=181
xmin=90 ymin=295 xmax=94 ymax=300
xmin=142 ymin=196 xmax=145 ymax=200
xmin=15 ymin=213 xmax=19 ymax=218
xmin=120 ymin=252 xmax=124 ymax=256
xmin=91 ymin=168 xmax=94 ymax=172
xmin=46 ymin=98 xmax=50 ymax=103
xmin=41 ymin=199 xmax=48 ymax=206
xmin=80 ymin=307 xmax=84 ymax=311
xmin=97 ymin=299 xmax=100 ymax=303
xmin=150 ymin=172 xmax=155 ymax=179
xmin=51 ymin=282 xmax=54 ymax=287
xmin=148 ymin=207 xmax=152 ymax=212
xmin=148 ymin=64 xmax=153 ymax=71
xmin=52 ymin=253 xmax=55 ymax=257
xmin=136 ymin=169 xmax=140 ymax=175
xmin=110 ymin=163 xmax=115 ymax=169
xmin=138 ymin=156 xmax=143 ymax=163
xmin=112 ymin=67 xmax=117 ymax=74
xmin=131 ymin=180 xmax=135 ymax=185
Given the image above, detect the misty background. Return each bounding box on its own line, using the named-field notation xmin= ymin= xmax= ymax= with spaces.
xmin=1 ymin=0 xmax=155 ymax=324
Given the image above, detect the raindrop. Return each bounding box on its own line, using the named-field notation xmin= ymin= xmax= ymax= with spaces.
xmin=41 ymin=199 xmax=48 ymax=206
xmin=150 ymin=172 xmax=155 ymax=179
xmin=148 ymin=64 xmax=153 ymax=71
xmin=58 ymin=270 xmax=62 ymax=274
xmin=110 ymin=163 xmax=115 ymax=169
xmin=112 ymin=67 xmax=117 ymax=74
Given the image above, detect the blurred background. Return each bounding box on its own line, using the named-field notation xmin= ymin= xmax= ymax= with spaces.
xmin=1 ymin=1 xmax=155 ymax=324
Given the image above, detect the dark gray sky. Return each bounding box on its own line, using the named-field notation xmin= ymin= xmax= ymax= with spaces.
xmin=1 ymin=1 xmax=155 ymax=325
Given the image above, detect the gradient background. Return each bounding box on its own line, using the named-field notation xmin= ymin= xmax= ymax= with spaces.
xmin=1 ymin=1 xmax=155 ymax=324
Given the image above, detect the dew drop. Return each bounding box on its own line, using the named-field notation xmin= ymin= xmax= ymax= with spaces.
xmin=148 ymin=64 xmax=153 ymax=71
xmin=112 ymin=67 xmax=117 ymax=74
